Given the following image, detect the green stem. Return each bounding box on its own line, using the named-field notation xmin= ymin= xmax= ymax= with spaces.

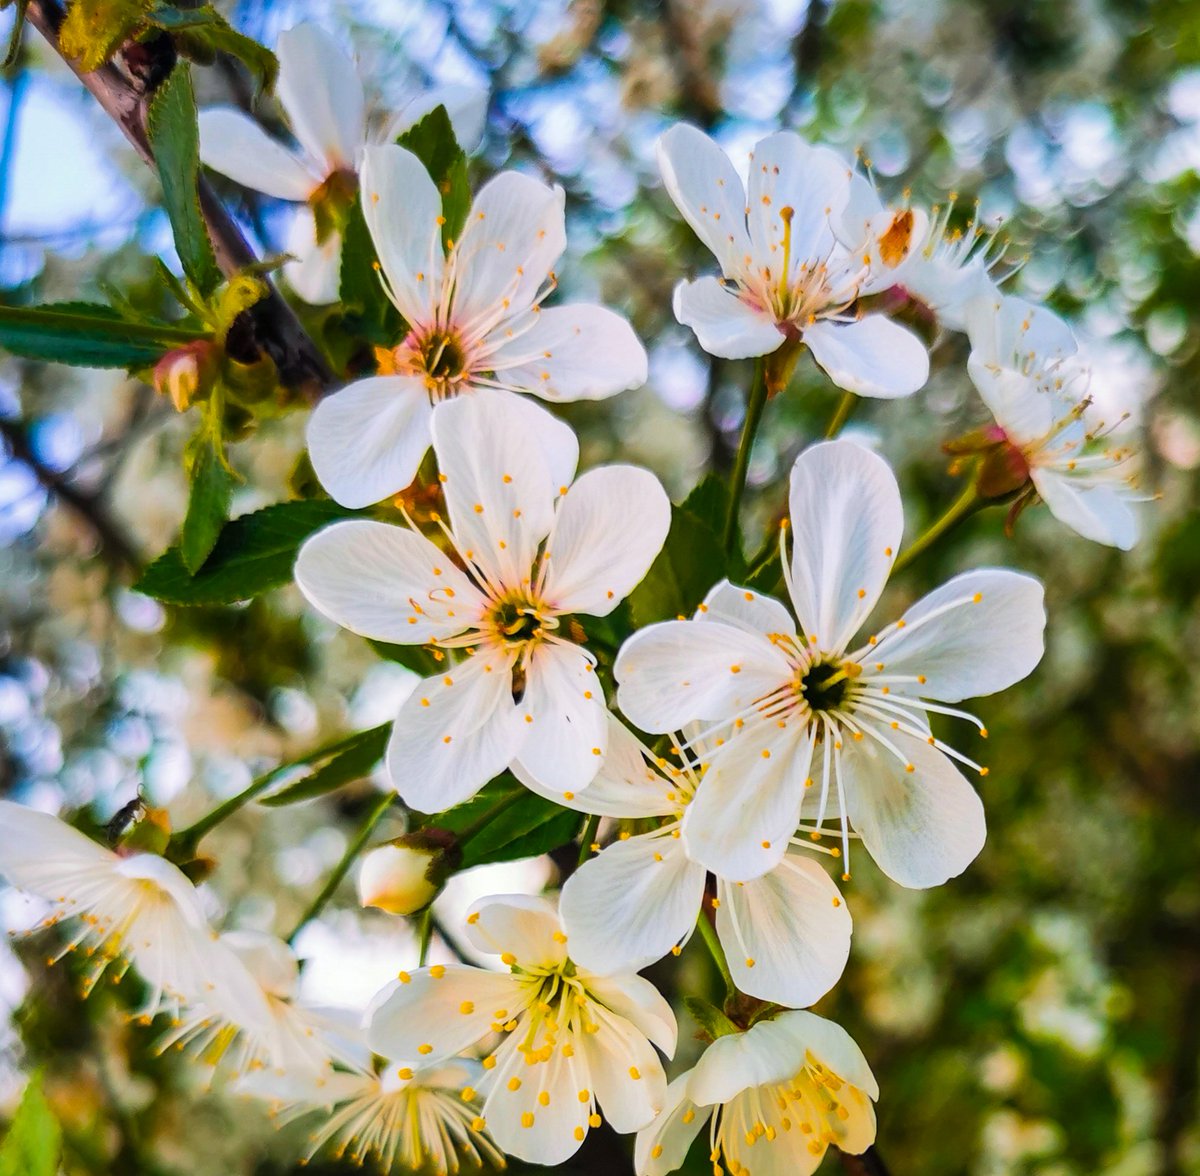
xmin=417 ymin=908 xmax=434 ymax=966
xmin=824 ymin=390 xmax=857 ymax=439
xmin=287 ymin=791 xmax=394 ymax=944
xmin=723 ymin=359 xmax=769 ymax=556
xmin=892 ymin=481 xmax=984 ymax=575
xmin=577 ymin=814 xmax=601 ymax=867
xmin=173 ymin=727 xmax=377 ymax=854
xmin=696 ymin=908 xmax=735 ymax=998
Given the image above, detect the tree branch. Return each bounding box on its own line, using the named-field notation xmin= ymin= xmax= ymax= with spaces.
xmin=840 ymin=1146 xmax=893 ymax=1176
xmin=0 ymin=416 xmax=140 ymax=572
xmin=24 ymin=0 xmax=334 ymax=400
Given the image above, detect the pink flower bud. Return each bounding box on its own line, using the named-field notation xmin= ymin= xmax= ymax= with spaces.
xmin=153 ymin=341 xmax=216 ymax=411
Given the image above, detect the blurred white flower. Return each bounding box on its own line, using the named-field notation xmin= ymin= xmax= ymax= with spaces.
xmin=965 ymin=294 xmax=1142 ymax=549
xmin=306 ymin=142 xmax=648 ymax=508
xmin=199 ymin=24 xmax=487 ymax=304
xmin=365 ymin=894 xmax=676 ymax=1166
xmin=616 ymin=440 xmax=1046 ymax=887
xmin=0 ymin=800 xmax=232 ymax=1017
xmin=657 ymin=124 xmax=928 ymax=397
xmin=533 ymin=715 xmax=851 ymax=1009
xmin=296 ymin=394 xmax=670 ymax=810
xmin=634 ymin=1010 xmax=877 ymax=1176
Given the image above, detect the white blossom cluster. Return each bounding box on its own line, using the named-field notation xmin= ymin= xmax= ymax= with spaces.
xmin=0 ymin=22 xmax=1145 ymax=1176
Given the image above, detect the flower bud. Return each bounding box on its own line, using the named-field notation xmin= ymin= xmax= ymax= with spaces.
xmin=153 ymin=340 xmax=217 ymax=411
xmin=358 ymin=832 xmax=458 ymax=916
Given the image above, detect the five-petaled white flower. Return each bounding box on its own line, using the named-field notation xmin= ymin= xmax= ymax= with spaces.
xmin=199 ymin=24 xmax=486 ymax=304
xmin=0 ymin=801 xmax=261 ymax=1021
xmin=635 ymin=1010 xmax=877 ymax=1176
xmin=657 ymin=124 xmax=929 ymax=398
xmin=517 ymin=715 xmax=851 ymax=1009
xmin=965 ymin=294 xmax=1141 ymax=549
xmin=305 ymin=142 xmax=648 ymax=509
xmin=295 ymin=394 xmax=670 ymax=809
xmin=241 ymin=1055 xmax=504 ymax=1173
xmin=615 ymin=439 xmax=1047 ymax=887
xmin=365 ymin=894 xmax=676 ymax=1167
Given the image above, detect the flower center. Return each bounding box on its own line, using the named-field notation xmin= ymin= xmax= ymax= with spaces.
xmin=798 ymin=660 xmax=856 ymax=714
xmin=489 ymin=596 xmax=552 ymax=647
xmin=421 ymin=332 xmax=468 ymax=384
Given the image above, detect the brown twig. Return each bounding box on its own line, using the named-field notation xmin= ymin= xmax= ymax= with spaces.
xmin=0 ymin=415 xmax=140 ymax=571
xmin=840 ymin=1146 xmax=894 ymax=1176
xmin=24 ymin=0 xmax=333 ymax=400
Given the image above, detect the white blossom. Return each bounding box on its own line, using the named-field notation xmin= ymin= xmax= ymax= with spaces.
xmin=966 ymin=294 xmax=1141 ymax=549
xmin=521 ymin=716 xmax=852 ymax=1009
xmin=199 ymin=24 xmax=486 ymax=304
xmin=305 ymin=143 xmax=648 ymax=508
xmin=635 ymin=1011 xmax=877 ymax=1176
xmin=616 ymin=440 xmax=1046 ymax=887
xmin=657 ymin=124 xmax=928 ymax=397
xmin=296 ymin=394 xmax=670 ymax=809
xmin=365 ymin=894 xmax=676 ymax=1166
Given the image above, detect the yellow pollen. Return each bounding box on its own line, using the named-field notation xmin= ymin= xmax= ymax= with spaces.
xmin=745 ymin=957 xmax=756 ymax=967
xmin=430 ymin=965 xmax=446 ymax=978
xmin=418 ymin=1043 xmax=433 ymax=1055
xmin=574 ymin=1127 xmax=585 ymax=1141
xmin=501 ymin=952 xmax=517 ymax=965
xmin=762 ymin=749 xmax=771 ymax=759
xmin=905 ymin=763 xmax=915 ymax=773
xmin=629 ymin=1067 xmax=641 ymax=1080
xmin=461 ymin=1085 xmax=476 ymax=1100
xmin=508 ymin=1077 xmax=522 ymax=1091
xmin=521 ymin=1112 xmax=534 ymax=1129
xmin=538 ymin=1091 xmax=551 ymax=1107
xmin=398 ymin=971 xmax=411 ymax=983
xmin=589 ymin=1113 xmax=602 ymax=1128
xmin=460 ymin=1001 xmax=474 ymax=1014
xmin=472 ymin=1117 xmax=487 ymax=1132
xmin=467 ymin=912 xmax=480 ymax=924
xmin=398 ymin=1067 xmax=413 ymax=1080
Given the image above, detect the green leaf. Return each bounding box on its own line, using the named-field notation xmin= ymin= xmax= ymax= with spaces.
xmin=0 ymin=1073 xmax=61 ymax=1176
xmin=339 ymin=200 xmax=404 ymax=346
xmin=367 ymin=639 xmax=445 ymax=678
xmin=683 ymin=996 xmax=740 ymax=1041
xmin=396 ymin=105 xmax=471 ymax=250
xmin=628 ymin=493 xmax=729 ymax=628
xmin=0 ymin=303 xmax=206 ymax=369
xmin=135 ymin=499 xmax=358 ymax=606
xmin=147 ymin=65 xmax=222 ymax=296
xmin=260 ymin=724 xmax=391 ymax=806
xmin=147 ymin=5 xmax=278 ymax=93
xmin=180 ymin=429 xmax=235 ymax=573
xmin=431 ymin=781 xmax=582 ymax=869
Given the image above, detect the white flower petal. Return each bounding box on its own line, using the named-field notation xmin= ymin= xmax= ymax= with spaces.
xmin=787 ymin=439 xmax=903 ymax=653
xmin=486 ymin=304 xmax=648 ymax=401
xmin=841 ymin=728 xmax=986 ymax=889
xmin=868 ymin=568 xmax=1046 ymax=702
xmin=769 ymin=1009 xmax=879 ymax=1099
xmin=469 ymin=388 xmax=579 ymax=493
xmin=295 ymin=518 xmax=482 ymax=643
xmin=452 ymin=172 xmax=566 ymax=326
xmin=717 ymin=854 xmax=851 ymax=1008
xmin=561 ymin=832 xmax=704 ymax=975
xmin=615 ymin=620 xmax=792 ymax=734
xmin=686 ymin=1020 xmax=798 ymax=1106
xmin=584 ymin=972 xmax=678 ymax=1058
xmin=682 ymin=726 xmax=813 ymax=881
xmin=672 ymin=276 xmax=784 ymax=359
xmin=283 ymin=209 xmax=342 ymax=304
xmin=276 ymin=24 xmax=365 ymax=171
xmin=656 ymin=123 xmax=753 ymax=279
xmin=360 ymin=144 xmax=443 ymax=325
xmin=483 ymin=1032 xmax=589 ymax=1164
xmin=580 ymin=1003 xmax=667 ymax=1133
xmin=701 ymin=579 xmax=797 ymax=638
xmin=513 ymin=642 xmax=609 ymax=795
xmin=634 ymin=1074 xmax=711 ymax=1176
xmin=305 ymin=376 xmax=434 ymax=507
xmin=430 ymin=394 xmax=558 ymax=585
xmin=463 ymin=894 xmax=567 ymax=968
xmin=745 ymin=132 xmax=851 ymax=269
xmin=541 ymin=465 xmax=671 ymax=617
xmin=513 ymin=714 xmax=675 ymax=817
xmin=197 ymin=108 xmax=318 ymax=200
xmin=1032 ymin=469 xmax=1138 ymax=550
xmin=803 ymin=316 xmax=929 ymax=399
xmin=386 ymin=656 xmax=523 ymax=811
xmin=966 ymin=357 xmax=1056 ymax=444
xmin=395 ymin=84 xmax=489 ymax=152
xmin=365 ymin=965 xmax=524 ymax=1062
xmin=0 ymin=799 xmax=121 ymax=882
xmin=964 ymin=293 xmax=1077 ymax=369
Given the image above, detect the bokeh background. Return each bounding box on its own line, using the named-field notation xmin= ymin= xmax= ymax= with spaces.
xmin=1 ymin=0 xmax=1199 ymax=1172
